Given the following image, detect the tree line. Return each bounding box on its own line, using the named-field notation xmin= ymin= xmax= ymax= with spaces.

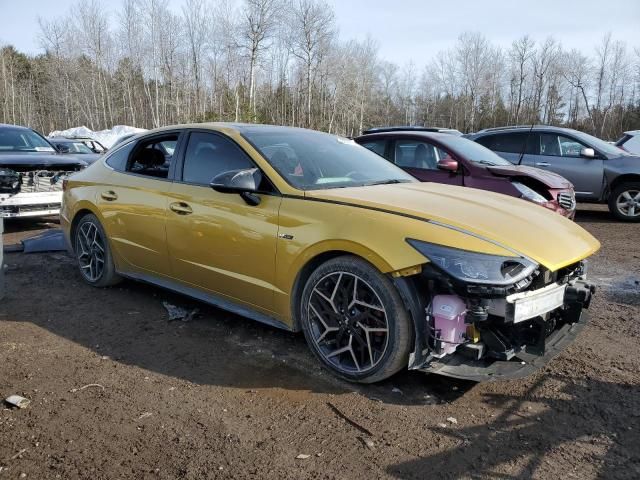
xmin=1 ymin=0 xmax=639 ymax=140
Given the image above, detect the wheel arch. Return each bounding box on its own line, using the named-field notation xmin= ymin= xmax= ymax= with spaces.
xmin=608 ymin=174 xmax=640 ymax=197
xmin=68 ymin=202 xmax=104 ymax=253
xmin=287 ymin=242 xmax=423 ymax=333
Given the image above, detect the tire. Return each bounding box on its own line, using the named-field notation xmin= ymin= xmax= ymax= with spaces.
xmin=608 ymin=182 xmax=640 ymax=222
xmin=300 ymin=255 xmax=412 ymax=383
xmin=73 ymin=213 xmax=122 ymax=287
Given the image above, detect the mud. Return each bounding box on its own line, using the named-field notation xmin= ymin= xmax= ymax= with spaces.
xmin=1 ymin=205 xmax=638 ymax=479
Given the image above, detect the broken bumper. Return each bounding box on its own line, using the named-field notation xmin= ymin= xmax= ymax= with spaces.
xmin=0 ymin=192 xmax=62 ymax=218
xmin=419 ymin=310 xmax=588 ymax=382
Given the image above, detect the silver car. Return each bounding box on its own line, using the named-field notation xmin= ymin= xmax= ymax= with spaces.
xmin=467 ymin=125 xmax=640 ymax=221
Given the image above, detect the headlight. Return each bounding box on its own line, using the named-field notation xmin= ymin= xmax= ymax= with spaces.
xmin=512 ymin=181 xmax=547 ymax=204
xmin=407 ymin=239 xmax=538 ymax=286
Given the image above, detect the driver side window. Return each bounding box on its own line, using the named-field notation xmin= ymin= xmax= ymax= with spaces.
xmin=539 ymin=133 xmax=587 ymax=158
xmin=182 ymin=132 xmax=254 ymax=186
xmin=394 ymin=140 xmax=449 ymax=171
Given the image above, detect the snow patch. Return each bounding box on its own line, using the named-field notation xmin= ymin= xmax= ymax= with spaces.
xmin=48 ymin=125 xmax=147 ymax=148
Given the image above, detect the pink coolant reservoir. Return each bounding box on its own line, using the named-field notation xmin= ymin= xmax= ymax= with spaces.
xmin=432 ymin=295 xmax=467 ymax=356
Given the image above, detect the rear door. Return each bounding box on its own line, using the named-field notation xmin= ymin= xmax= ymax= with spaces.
xmin=97 ymin=131 xmax=183 ymax=277
xmin=390 ymin=138 xmax=463 ymax=186
xmin=520 ymin=133 xmax=604 ymax=200
xmin=475 ymin=132 xmax=530 ymax=164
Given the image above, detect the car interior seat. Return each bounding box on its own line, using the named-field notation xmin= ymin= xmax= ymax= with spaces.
xmin=414 ymin=143 xmax=437 ymax=169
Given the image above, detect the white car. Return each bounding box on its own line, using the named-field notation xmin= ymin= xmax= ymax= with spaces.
xmin=0 ymin=124 xmax=87 ymax=218
xmin=615 ymin=130 xmax=640 ymax=155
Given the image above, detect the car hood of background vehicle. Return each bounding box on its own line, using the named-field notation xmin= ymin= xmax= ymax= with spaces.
xmin=307 ymin=182 xmax=599 ymax=272
xmin=63 ymin=153 xmax=101 ymax=164
xmin=0 ymin=152 xmax=87 ymax=169
xmin=486 ymin=164 xmax=572 ymax=189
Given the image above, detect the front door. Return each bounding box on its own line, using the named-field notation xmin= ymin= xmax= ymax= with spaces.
xmin=165 ymin=131 xmax=282 ymax=313
xmin=392 ymin=138 xmax=464 ymax=186
xmin=520 ymin=133 xmax=604 ymax=200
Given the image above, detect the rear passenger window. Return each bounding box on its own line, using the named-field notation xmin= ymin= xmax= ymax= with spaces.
xmin=182 ymin=132 xmax=254 ymax=185
xmin=127 ymin=134 xmax=179 ymax=179
xmin=105 ymin=142 xmax=135 ymax=171
xmin=477 ymin=133 xmax=528 ymax=154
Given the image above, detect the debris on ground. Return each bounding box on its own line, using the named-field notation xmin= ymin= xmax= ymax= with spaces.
xmin=70 ymin=383 xmax=105 ymax=393
xmin=360 ymin=437 xmax=375 ymax=450
xmin=4 ymin=395 xmax=30 ymax=409
xmin=447 ymin=417 xmax=458 ymax=425
xmin=327 ymin=402 xmax=374 ymax=436
xmin=5 ymin=229 xmax=68 ymax=254
xmin=137 ymin=412 xmax=153 ymax=421
xmin=295 ymin=454 xmax=311 ymax=459
xmin=391 ymin=387 xmax=403 ymax=395
xmin=162 ymin=302 xmax=199 ymax=322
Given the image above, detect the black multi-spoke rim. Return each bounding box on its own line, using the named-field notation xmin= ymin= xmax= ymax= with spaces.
xmin=616 ymin=189 xmax=640 ymax=218
xmin=307 ymin=272 xmax=389 ymax=374
xmin=76 ymin=221 xmax=105 ymax=282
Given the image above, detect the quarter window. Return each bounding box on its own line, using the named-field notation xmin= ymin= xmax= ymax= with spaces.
xmin=393 ymin=140 xmax=449 ymax=171
xmin=105 ymin=142 xmax=135 ymax=171
xmin=182 ymin=132 xmax=254 ymax=185
xmin=360 ymin=139 xmax=388 ymax=160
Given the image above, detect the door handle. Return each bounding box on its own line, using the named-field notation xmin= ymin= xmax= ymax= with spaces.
xmin=101 ymin=190 xmax=118 ymax=201
xmin=169 ymin=202 xmax=193 ymax=215
xmin=535 ymin=162 xmax=550 ymax=167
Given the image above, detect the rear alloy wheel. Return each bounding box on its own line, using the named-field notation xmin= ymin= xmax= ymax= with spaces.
xmin=300 ymin=256 xmax=412 ymax=383
xmin=74 ymin=214 xmax=122 ymax=287
xmin=608 ymin=182 xmax=640 ymax=222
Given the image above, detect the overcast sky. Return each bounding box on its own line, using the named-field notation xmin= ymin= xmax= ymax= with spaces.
xmin=1 ymin=0 xmax=638 ymax=68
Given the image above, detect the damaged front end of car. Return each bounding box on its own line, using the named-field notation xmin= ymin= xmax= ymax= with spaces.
xmin=398 ymin=239 xmax=596 ymax=382
xmin=0 ymin=164 xmax=83 ymax=218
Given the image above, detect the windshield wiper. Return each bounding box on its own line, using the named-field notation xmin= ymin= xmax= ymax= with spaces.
xmin=363 ymin=179 xmax=410 ymax=186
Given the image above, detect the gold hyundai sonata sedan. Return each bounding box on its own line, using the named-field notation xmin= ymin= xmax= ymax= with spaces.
xmin=61 ymin=123 xmax=600 ymax=383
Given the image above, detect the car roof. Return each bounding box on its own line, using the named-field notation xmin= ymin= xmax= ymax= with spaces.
xmin=140 ymin=122 xmax=336 ymax=137
xmin=623 ymin=130 xmax=640 ymax=136
xmin=355 ymin=131 xmax=454 ymax=141
xmin=472 ymin=125 xmax=582 ymax=136
xmin=0 ymin=123 xmax=32 ymax=131
xmin=362 ymin=126 xmax=461 ymax=135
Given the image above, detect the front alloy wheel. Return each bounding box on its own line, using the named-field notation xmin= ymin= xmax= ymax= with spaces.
xmin=609 ymin=183 xmax=640 ymax=222
xmin=300 ymin=256 xmax=412 ymax=383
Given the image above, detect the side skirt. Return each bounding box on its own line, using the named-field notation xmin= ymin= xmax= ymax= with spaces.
xmin=118 ymin=270 xmax=293 ymax=332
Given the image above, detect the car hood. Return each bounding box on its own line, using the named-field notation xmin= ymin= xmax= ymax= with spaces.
xmin=63 ymin=153 xmax=101 ymax=164
xmin=307 ymin=182 xmax=599 ymax=271
xmin=486 ymin=164 xmax=572 ymax=189
xmin=0 ymin=152 xmax=87 ymax=170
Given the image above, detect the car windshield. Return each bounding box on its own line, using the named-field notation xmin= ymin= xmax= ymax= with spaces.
xmin=0 ymin=127 xmax=55 ymax=152
xmin=242 ymin=128 xmax=416 ymax=190
xmin=437 ymin=135 xmax=513 ymax=166
xmin=62 ymin=141 xmax=94 ymax=154
xmin=571 ymin=130 xmax=631 ymax=157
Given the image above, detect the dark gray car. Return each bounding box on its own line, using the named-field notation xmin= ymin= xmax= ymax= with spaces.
xmin=466 ymin=125 xmax=640 ymax=221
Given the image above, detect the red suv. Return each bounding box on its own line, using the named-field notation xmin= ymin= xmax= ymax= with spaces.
xmin=355 ymin=128 xmax=576 ymax=218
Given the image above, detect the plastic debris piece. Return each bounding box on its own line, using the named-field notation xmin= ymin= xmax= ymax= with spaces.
xmin=21 ymin=229 xmax=67 ymax=253
xmin=5 ymin=395 xmax=30 ymax=409
xmin=162 ymin=301 xmax=199 ymax=322
xmin=447 ymin=417 xmax=458 ymax=425
xmin=296 ymin=454 xmax=311 ymax=459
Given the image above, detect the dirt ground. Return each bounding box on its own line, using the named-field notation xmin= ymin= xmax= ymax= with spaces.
xmin=1 ymin=205 xmax=639 ymax=480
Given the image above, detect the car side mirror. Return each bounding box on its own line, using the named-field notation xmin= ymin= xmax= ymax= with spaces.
xmin=580 ymin=147 xmax=596 ymax=159
xmin=57 ymin=144 xmax=70 ymax=154
xmin=437 ymin=158 xmax=459 ymax=172
xmin=210 ymin=168 xmax=262 ymax=206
